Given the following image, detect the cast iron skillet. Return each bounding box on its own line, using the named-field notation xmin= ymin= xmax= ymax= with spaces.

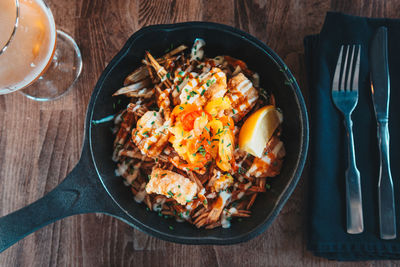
xmin=0 ymin=22 xmax=308 ymax=252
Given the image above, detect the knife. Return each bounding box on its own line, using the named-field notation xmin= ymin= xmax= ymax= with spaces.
xmin=370 ymin=26 xmax=397 ymax=240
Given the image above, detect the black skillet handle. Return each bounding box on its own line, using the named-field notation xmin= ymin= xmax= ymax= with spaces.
xmin=0 ymin=151 xmax=122 ymax=253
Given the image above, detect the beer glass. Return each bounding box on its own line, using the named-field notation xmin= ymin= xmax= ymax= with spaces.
xmin=0 ymin=0 xmax=82 ymax=101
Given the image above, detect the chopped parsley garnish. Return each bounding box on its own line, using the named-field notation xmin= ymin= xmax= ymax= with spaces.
xmin=177 ymin=193 xmax=182 ymax=197
xmin=178 ymin=71 xmax=185 ymax=76
xmin=232 ymin=109 xmax=237 ymax=114
xmin=179 ymin=106 xmax=184 ymax=110
xmin=153 ymin=112 xmax=157 ymax=117
xmin=166 ymin=72 xmax=170 ymax=79
xmin=151 ymin=121 xmax=155 ymax=125
xmin=176 ymin=85 xmax=180 ymax=92
xmin=203 ymin=199 xmax=208 ymax=205
xmin=161 ymin=173 xmax=167 ymax=177
xmin=142 ymin=131 xmax=149 ymax=137
xmin=266 ymin=183 xmax=271 ymax=190
xmin=227 ymin=143 xmax=231 ymax=147
xmin=200 ymin=89 xmax=206 ymax=96
xmin=197 ymin=145 xmax=206 ymax=156
xmin=167 ymin=191 xmax=174 ymax=197
xmin=216 ymin=128 xmax=224 ymax=136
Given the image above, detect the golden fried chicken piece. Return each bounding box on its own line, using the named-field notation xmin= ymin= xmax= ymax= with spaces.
xmin=146 ymin=168 xmax=198 ymax=205
xmin=246 ymin=136 xmax=285 ymax=178
xmin=226 ymin=73 xmax=259 ymax=122
xmin=132 ymin=111 xmax=170 ymax=157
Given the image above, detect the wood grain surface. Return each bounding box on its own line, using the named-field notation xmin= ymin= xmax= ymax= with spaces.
xmin=0 ymin=0 xmax=400 ymax=266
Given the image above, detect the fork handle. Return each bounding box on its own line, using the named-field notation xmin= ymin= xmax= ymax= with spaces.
xmin=377 ymin=120 xmax=396 ymax=239
xmin=344 ymin=115 xmax=364 ymax=234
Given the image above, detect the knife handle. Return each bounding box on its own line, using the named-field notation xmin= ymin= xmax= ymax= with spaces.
xmin=344 ymin=115 xmax=364 ymax=234
xmin=377 ymin=120 xmax=397 ymax=239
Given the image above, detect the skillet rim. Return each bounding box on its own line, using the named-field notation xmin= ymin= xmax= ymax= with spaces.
xmin=87 ymin=21 xmax=309 ymax=245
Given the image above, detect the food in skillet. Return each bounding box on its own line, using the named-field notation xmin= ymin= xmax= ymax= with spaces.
xmin=112 ymin=39 xmax=285 ymax=229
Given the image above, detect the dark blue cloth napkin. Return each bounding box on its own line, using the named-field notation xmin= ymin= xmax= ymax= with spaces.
xmin=305 ymin=12 xmax=400 ymax=261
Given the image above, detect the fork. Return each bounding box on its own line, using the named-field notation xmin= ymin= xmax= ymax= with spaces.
xmin=332 ymin=45 xmax=364 ymax=234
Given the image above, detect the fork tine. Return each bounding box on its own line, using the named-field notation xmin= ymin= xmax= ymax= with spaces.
xmin=346 ymin=45 xmax=356 ymax=91
xmin=340 ymin=45 xmax=350 ymax=91
xmin=352 ymin=45 xmax=361 ymax=91
xmin=332 ymin=45 xmax=344 ymax=91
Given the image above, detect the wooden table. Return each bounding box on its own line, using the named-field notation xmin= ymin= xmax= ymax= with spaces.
xmin=1 ymin=0 xmax=399 ymax=266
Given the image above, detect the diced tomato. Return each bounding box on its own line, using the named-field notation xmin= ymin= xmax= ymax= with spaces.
xmin=181 ymin=110 xmax=202 ymax=131
xmin=180 ymin=110 xmax=212 ymax=131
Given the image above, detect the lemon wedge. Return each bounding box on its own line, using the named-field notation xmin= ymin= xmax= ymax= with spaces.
xmin=238 ymin=105 xmax=283 ymax=158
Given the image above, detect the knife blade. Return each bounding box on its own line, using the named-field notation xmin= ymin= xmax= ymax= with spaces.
xmin=370 ymin=26 xmax=397 ymax=240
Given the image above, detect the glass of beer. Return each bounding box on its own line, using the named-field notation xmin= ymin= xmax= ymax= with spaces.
xmin=0 ymin=0 xmax=82 ymax=101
